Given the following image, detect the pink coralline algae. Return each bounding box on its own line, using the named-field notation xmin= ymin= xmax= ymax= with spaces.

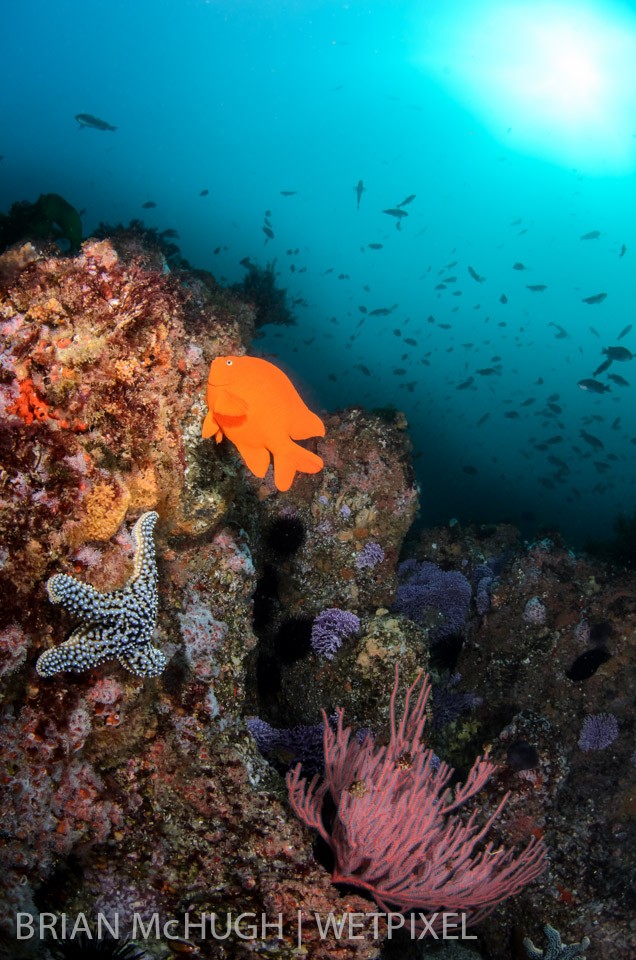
xmin=0 ymin=702 xmax=122 ymax=934
xmin=287 ymin=667 xmax=547 ymax=933
xmin=178 ymin=590 xmax=229 ymax=681
xmin=0 ymin=622 xmax=28 ymax=676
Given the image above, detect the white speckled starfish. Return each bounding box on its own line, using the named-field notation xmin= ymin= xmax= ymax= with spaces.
xmin=36 ymin=511 xmax=165 ymax=678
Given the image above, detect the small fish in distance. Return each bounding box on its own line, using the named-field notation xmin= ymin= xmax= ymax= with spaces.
xmin=160 ymin=228 xmax=179 ymax=238
xmin=580 ymin=230 xmax=600 ymax=240
xmin=382 ymin=208 xmax=408 ymax=219
xmin=602 ymin=346 xmax=633 ymax=361
xmin=75 ymin=113 xmax=116 ymax=131
xmin=578 ymin=379 xmax=610 ymax=393
xmin=580 ymin=429 xmax=604 ymax=448
xmin=582 ymin=292 xmax=607 ymax=304
xmin=593 ymin=358 xmax=612 ymax=377
xmin=397 ymin=194 xmax=416 ymax=207
xmin=141 ymin=201 xmax=157 ymax=209
xmin=356 ymin=180 xmax=365 ymax=210
xmin=280 ymin=190 xmax=297 ymax=196
xmin=200 ymin=189 xmax=209 ymax=196
xmin=468 ymin=265 xmax=485 ymax=282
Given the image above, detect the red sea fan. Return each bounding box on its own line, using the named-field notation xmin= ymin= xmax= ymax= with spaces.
xmin=287 ymin=665 xmax=547 ymax=933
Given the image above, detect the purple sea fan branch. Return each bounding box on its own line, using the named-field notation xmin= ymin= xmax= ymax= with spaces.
xmin=287 ymin=664 xmax=547 ymax=933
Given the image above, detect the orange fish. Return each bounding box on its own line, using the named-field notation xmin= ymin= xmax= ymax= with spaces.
xmin=202 ymin=356 xmax=325 ymax=491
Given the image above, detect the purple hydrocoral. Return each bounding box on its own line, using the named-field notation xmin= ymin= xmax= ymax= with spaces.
xmin=311 ymin=608 xmax=360 ymax=659
xmin=394 ymin=560 xmax=472 ymax=642
xmin=356 ymin=542 xmax=385 ymax=570
xmin=578 ymin=713 xmax=619 ymax=751
xmin=247 ymin=716 xmax=326 ymax=771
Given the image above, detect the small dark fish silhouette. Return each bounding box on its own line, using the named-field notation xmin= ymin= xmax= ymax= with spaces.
xmin=397 ymin=194 xmax=416 ymax=207
xmin=280 ymin=190 xmax=297 ymax=196
xmin=617 ymin=324 xmax=632 ymax=340
xmin=468 ymin=265 xmax=485 ymax=282
xmin=603 ymin=346 xmax=633 ymax=361
xmin=160 ymin=228 xmax=179 ymax=238
xmin=580 ymin=230 xmax=600 ymax=240
xmin=199 ymin=189 xmax=209 ymax=196
xmin=356 ymin=180 xmax=365 ymax=210
xmin=619 ymin=244 xmax=627 ymax=257
xmin=75 ymin=113 xmax=116 ymax=131
xmin=382 ymin=208 xmax=408 ymax=219
xmin=526 ymin=284 xmax=547 ymax=292
xmin=500 ymin=294 xmax=508 ymax=304
xmin=141 ymin=201 xmax=157 ymax=209
xmin=456 ymin=377 xmax=475 ymax=390
xmin=578 ymin=378 xmax=610 ymax=394
xmin=512 ymin=262 xmax=526 ymax=270
xmin=368 ymin=243 xmax=383 ymax=250
xmin=582 ymin=292 xmax=607 ymax=304
xmin=263 ymin=226 xmax=275 ymax=242
xmin=548 ymin=323 xmax=568 ymax=339
xmin=608 ymin=373 xmax=630 ymax=386
xmin=580 ymin=429 xmax=604 ymax=449
xmin=593 ymin=358 xmax=612 ymax=377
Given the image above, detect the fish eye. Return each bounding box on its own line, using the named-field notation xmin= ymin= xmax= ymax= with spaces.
xmin=226 ymin=359 xmax=233 ymax=366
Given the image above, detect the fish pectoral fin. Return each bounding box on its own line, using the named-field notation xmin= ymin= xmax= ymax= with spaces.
xmin=273 ymin=441 xmax=324 ymax=491
xmin=235 ymin=443 xmax=271 ymax=479
xmin=202 ymin=410 xmax=222 ymax=439
xmin=214 ymin=390 xmax=249 ymax=418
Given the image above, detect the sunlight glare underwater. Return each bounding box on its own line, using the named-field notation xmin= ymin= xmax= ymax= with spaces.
xmin=416 ymin=0 xmax=636 ymax=174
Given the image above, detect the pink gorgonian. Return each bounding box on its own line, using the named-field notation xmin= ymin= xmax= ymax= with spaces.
xmin=287 ymin=665 xmax=547 ymax=933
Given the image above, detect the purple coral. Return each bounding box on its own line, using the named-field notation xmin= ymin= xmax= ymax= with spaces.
xmin=310 ymin=608 xmax=361 ymax=659
xmin=522 ymin=597 xmax=547 ymax=625
xmin=578 ymin=713 xmax=619 ymax=751
xmin=394 ymin=561 xmax=472 ymax=642
xmin=356 ymin=542 xmax=385 ymax=570
xmin=247 ymin=716 xmax=326 ymax=771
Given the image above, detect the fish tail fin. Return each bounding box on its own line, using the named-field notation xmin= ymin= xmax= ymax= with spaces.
xmin=273 ymin=441 xmax=323 ymax=491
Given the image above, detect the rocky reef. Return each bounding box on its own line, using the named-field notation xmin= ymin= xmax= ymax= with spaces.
xmin=1 ymin=234 xmax=634 ymax=960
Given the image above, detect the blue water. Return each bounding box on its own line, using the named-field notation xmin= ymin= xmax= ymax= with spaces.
xmin=3 ymin=0 xmax=636 ymax=546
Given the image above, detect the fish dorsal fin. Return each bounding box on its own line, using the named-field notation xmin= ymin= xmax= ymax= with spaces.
xmin=214 ymin=389 xmax=249 ymax=418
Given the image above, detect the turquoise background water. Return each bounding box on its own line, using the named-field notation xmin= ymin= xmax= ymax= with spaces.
xmin=2 ymin=0 xmax=635 ymax=546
